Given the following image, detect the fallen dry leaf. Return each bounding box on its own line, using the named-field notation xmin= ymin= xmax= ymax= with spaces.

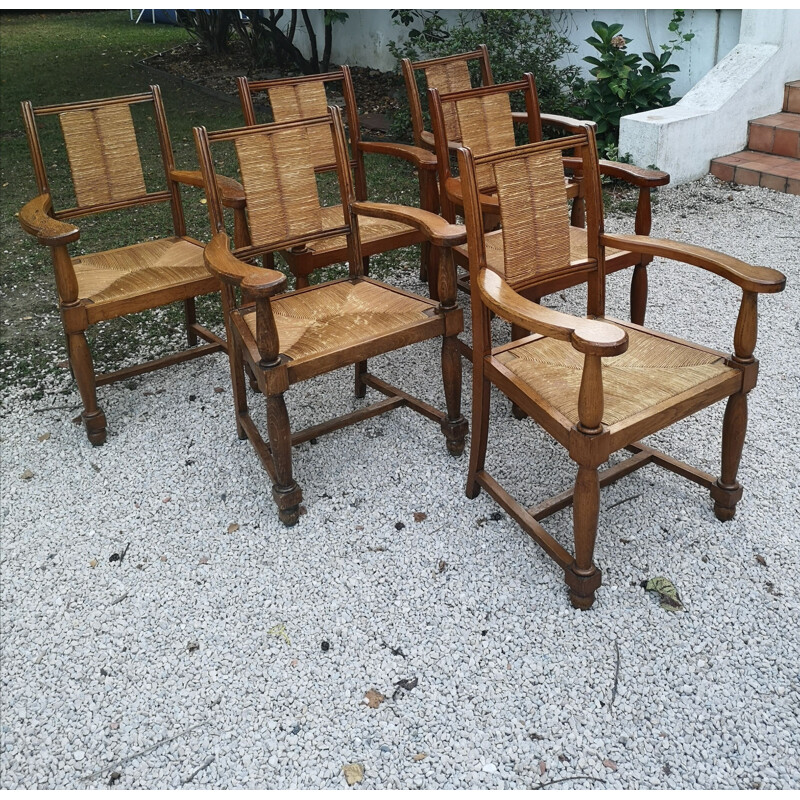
xmin=38 ymin=433 xmax=51 ymax=442
xmin=227 ymin=523 xmax=240 ymax=534
xmin=160 ymin=555 xmax=167 ymax=562
xmin=213 ymin=387 xmax=224 ymax=393
xmin=267 ymin=623 xmax=291 ymax=645
xmin=109 ymin=721 xmax=119 ymax=730
xmin=20 ymin=469 xmax=35 ymax=480
xmin=363 ymin=688 xmax=385 ymax=709
xmin=413 ymin=512 xmax=427 ymax=522
xmin=755 ymin=554 xmax=767 ymax=567
xmin=162 ymin=497 xmax=171 ymax=503
xmin=413 ymin=753 xmax=427 ymax=762
xmin=198 ymin=555 xmax=209 ymax=565
xmin=342 ymin=763 xmax=364 ymax=786
xmin=89 ymin=558 xmax=98 ymax=568
xmin=539 ymin=760 xmax=546 ymax=776
xmin=603 ymin=758 xmax=618 ymax=771
xmin=187 ymin=641 xmax=199 ymax=652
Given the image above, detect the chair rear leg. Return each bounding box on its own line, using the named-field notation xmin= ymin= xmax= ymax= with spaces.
xmin=565 ymin=464 xmax=602 ymax=609
xmin=630 ymin=263 xmax=648 ymax=326
xmin=184 ymin=298 xmax=198 ymax=347
xmin=354 ymin=360 xmax=367 ymax=399
xmin=266 ymin=392 xmax=303 ymax=526
xmin=466 ymin=362 xmax=491 ymax=498
xmin=440 ymin=334 xmax=468 ymax=456
xmin=711 ymin=391 xmax=746 ymax=521
xmin=68 ymin=331 xmax=107 ymax=446
xmin=511 ymin=320 xmax=532 ymax=420
xmin=228 ymin=341 xmax=249 ymax=441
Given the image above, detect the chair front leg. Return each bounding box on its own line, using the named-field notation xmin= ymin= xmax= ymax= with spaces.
xmin=630 ymin=187 xmax=653 ymax=326
xmin=440 ymin=333 xmax=467 ymax=456
xmin=565 ymin=464 xmax=603 ymax=609
xmin=266 ymin=392 xmax=303 ymax=526
xmin=67 ymin=329 xmax=107 ymax=446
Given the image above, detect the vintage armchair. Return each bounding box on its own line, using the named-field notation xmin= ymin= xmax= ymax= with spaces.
xmin=236 ymin=68 xmax=439 ymax=290
xmin=18 ymin=86 xmax=226 ymax=445
xmin=194 ymin=109 xmax=468 ymax=525
xmin=458 ymin=123 xmax=785 ymax=609
xmin=428 ymin=75 xmax=670 ymax=331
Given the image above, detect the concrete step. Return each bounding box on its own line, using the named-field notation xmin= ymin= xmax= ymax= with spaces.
xmin=710 ymin=150 xmax=800 ymax=195
xmin=747 ymin=112 xmax=800 ymax=158
xmin=784 ymin=80 xmax=800 ymax=113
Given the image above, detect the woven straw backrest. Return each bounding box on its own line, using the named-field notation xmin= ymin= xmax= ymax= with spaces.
xmin=59 ymin=104 xmax=147 ymax=207
xmin=267 ymin=81 xmax=336 ymax=169
xmin=493 ymin=146 xmax=572 ymax=288
xmin=451 ymin=93 xmax=515 ymax=190
xmin=424 ymin=59 xmax=473 ymax=140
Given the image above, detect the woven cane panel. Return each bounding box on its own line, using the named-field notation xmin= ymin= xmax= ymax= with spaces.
xmin=496 ymin=325 xmax=734 ymax=427
xmin=305 ymin=206 xmax=417 ymax=255
xmin=455 ymin=94 xmax=515 ymax=189
xmin=461 ymin=227 xmax=624 ymax=279
xmin=244 ymin=280 xmax=432 ymax=364
xmin=425 ymin=60 xmax=472 ymax=140
xmin=236 ymin=130 xmax=323 ymax=247
xmin=59 ymin=106 xmax=147 ymax=208
xmin=73 ymin=237 xmax=208 ymax=304
xmin=268 ymin=82 xmax=336 ymax=167
xmin=494 ymin=150 xmax=571 ymax=288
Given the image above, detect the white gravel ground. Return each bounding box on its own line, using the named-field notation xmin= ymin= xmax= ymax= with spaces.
xmin=1 ymin=177 xmax=799 ymax=789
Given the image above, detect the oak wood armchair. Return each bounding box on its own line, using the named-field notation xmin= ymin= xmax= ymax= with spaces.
xmin=458 ymin=124 xmax=786 ymax=609
xmin=18 ymin=86 xmax=226 ymax=445
xmin=194 ymin=109 xmax=468 ymax=525
xmin=236 ymin=68 xmax=439 ymax=290
xmin=428 ymin=75 xmax=670 ymax=331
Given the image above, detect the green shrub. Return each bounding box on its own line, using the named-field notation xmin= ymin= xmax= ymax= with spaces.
xmin=388 ymin=10 xmax=584 ymax=141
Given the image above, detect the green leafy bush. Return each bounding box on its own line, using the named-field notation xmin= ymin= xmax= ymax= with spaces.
xmin=581 ymin=14 xmax=693 ymax=155
xmin=388 ymin=10 xmax=584 ymax=141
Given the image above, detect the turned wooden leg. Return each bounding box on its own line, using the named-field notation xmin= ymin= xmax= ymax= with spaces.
xmin=565 ymin=464 xmax=602 ymax=609
xmin=711 ymin=391 xmax=747 ymax=521
xmin=265 ymin=393 xmax=303 ymax=526
xmin=440 ymin=334 xmax=468 ymax=457
xmin=630 ymin=263 xmax=648 ymax=326
xmin=184 ymin=298 xmax=198 ymax=347
xmin=68 ymin=331 xmax=107 ymax=446
xmin=511 ymin=321 xmax=532 ymax=420
xmin=354 ymin=360 xmax=367 ymax=399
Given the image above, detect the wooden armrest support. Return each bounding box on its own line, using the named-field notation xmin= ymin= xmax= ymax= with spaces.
xmin=351 ymin=201 xmax=467 ymax=247
xmin=601 ymin=234 xmax=786 ymax=294
xmin=170 ymin=170 xmax=246 ymax=208
xmin=444 ymin=177 xmax=499 ymax=215
xmin=358 ymin=141 xmax=438 ymax=171
xmin=562 ymin=157 xmax=669 ymax=187
xmin=18 ymin=195 xmax=80 ymax=246
xmin=478 ymin=269 xmax=628 ymax=357
xmin=204 ymin=233 xmax=287 ymax=296
xmin=511 ymin=111 xmax=529 ymax=125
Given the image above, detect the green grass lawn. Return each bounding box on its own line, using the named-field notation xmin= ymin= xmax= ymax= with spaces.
xmin=0 ymin=11 xmax=423 ymax=399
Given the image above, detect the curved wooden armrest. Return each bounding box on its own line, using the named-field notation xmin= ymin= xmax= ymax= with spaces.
xmin=562 ymin=157 xmax=669 ymax=187
xmin=478 ymin=269 xmax=628 ymax=357
xmin=444 ymin=177 xmax=499 ymax=214
xmin=18 ymin=195 xmax=80 ymax=246
xmin=170 ymin=169 xmax=246 ymax=208
xmin=601 ymin=234 xmax=786 ymax=294
xmin=358 ymin=140 xmax=438 ymax=171
xmin=204 ymin=233 xmax=287 ymax=296
xmin=540 ymin=113 xmax=592 ymax=133
xmin=511 ymin=111 xmax=529 ymax=125
xmin=351 ymin=201 xmax=467 ymax=247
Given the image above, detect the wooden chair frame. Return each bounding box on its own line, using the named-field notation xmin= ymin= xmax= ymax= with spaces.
xmin=194 ymin=109 xmax=468 ymax=524
xmin=236 ymin=68 xmax=440 ymax=291
xmin=18 ymin=86 xmax=225 ymax=445
xmin=428 ymin=75 xmax=670 ymax=331
xmin=459 ymin=125 xmax=786 ymax=609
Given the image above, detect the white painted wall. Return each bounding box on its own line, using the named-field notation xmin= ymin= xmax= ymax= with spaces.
xmin=287 ymin=9 xmax=742 ymax=94
xmin=619 ymin=9 xmax=800 ymax=184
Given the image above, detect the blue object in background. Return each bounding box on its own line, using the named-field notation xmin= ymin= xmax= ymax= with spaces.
xmin=132 ymin=10 xmax=178 ymax=25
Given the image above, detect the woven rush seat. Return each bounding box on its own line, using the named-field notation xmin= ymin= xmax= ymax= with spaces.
xmin=73 ymin=237 xmax=213 ymax=304
xmin=455 ymin=227 xmax=630 ymax=279
xmin=495 ymin=323 xmax=737 ymax=429
xmin=310 ymin=207 xmax=416 ymax=256
xmin=241 ymin=277 xmax=436 ymax=367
